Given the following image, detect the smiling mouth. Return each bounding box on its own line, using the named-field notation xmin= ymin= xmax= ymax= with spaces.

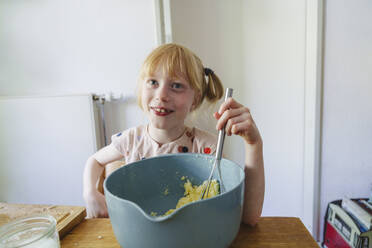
xmin=151 ymin=107 xmax=174 ymax=115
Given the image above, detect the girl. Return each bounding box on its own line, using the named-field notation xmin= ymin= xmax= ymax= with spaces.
xmin=83 ymin=43 xmax=265 ymax=226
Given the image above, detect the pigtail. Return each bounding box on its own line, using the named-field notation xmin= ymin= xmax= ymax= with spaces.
xmin=204 ymin=68 xmax=224 ymax=103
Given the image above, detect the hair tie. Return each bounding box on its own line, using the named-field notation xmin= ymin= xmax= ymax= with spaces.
xmin=204 ymin=67 xmax=214 ymax=76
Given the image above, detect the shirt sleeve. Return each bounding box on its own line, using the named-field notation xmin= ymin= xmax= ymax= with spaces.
xmin=110 ymin=129 xmax=131 ymax=156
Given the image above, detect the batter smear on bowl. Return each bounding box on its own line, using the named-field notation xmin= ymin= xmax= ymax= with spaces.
xmin=162 ymin=179 xmax=220 ymax=216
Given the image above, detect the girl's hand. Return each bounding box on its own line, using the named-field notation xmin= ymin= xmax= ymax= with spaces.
xmin=84 ymin=190 xmax=108 ymax=218
xmin=214 ymin=97 xmax=262 ymax=145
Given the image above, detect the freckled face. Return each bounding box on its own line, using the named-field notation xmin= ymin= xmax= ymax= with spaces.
xmin=141 ymin=68 xmax=195 ymax=130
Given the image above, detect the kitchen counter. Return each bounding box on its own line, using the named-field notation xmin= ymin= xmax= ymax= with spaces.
xmin=60 ymin=217 xmax=319 ymax=247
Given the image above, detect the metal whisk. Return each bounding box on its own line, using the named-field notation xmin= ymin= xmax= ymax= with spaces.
xmin=200 ymin=88 xmax=233 ymax=200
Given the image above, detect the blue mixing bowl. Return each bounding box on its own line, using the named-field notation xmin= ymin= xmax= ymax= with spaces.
xmin=104 ymin=153 xmax=245 ymax=248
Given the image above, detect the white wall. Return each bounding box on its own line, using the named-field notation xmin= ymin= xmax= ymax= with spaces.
xmin=0 ymin=95 xmax=97 ymax=206
xmin=242 ymin=0 xmax=307 ymax=218
xmin=0 ymin=0 xmax=156 ymax=97
xmin=0 ymin=0 xmax=155 ymax=204
xmin=0 ymin=0 xmax=158 ymax=139
xmin=319 ymin=0 xmax=372 ymax=240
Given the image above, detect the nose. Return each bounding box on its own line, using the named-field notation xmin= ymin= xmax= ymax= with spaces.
xmin=155 ymin=84 xmax=170 ymax=102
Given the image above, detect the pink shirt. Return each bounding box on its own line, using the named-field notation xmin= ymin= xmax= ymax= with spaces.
xmin=110 ymin=125 xmax=217 ymax=164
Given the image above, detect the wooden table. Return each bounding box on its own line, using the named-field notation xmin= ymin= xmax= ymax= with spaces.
xmin=60 ymin=217 xmax=319 ymax=247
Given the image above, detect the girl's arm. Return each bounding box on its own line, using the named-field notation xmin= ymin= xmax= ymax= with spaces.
xmin=214 ymin=97 xmax=265 ymax=226
xmin=242 ymin=141 xmax=265 ymax=226
xmin=83 ymin=145 xmax=123 ymax=218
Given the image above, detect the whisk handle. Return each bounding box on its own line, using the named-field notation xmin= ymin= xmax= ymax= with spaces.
xmin=215 ymin=88 xmax=233 ymax=161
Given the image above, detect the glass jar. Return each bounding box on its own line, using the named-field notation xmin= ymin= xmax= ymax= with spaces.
xmin=0 ymin=215 xmax=60 ymax=248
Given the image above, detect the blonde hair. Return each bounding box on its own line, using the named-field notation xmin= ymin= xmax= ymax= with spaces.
xmin=137 ymin=43 xmax=224 ymax=110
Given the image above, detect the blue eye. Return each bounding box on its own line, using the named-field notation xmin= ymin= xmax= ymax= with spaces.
xmin=171 ymin=82 xmax=183 ymax=89
xmin=148 ymin=80 xmax=158 ymax=86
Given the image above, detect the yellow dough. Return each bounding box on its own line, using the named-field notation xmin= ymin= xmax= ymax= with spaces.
xmin=163 ymin=179 xmax=219 ymax=216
